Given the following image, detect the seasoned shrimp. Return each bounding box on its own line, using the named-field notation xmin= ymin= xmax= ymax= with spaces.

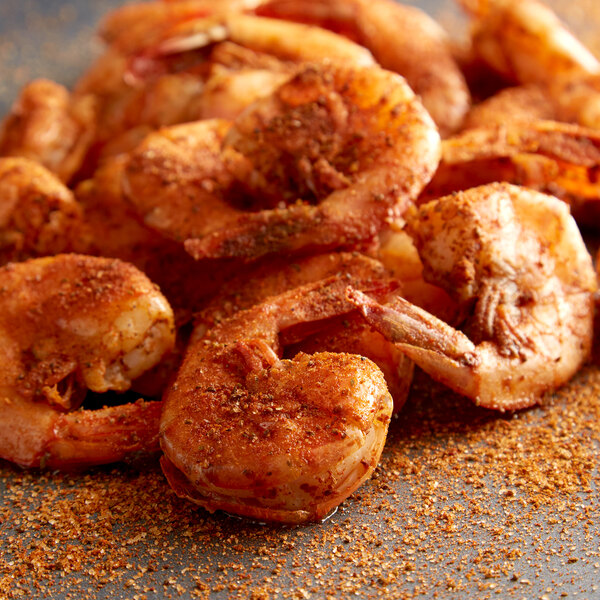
xmin=126 ymin=62 xmax=439 ymax=262
xmin=0 ymin=158 xmax=83 ymax=265
xmin=0 ymin=79 xmax=96 ymax=183
xmin=75 ymin=156 xmax=241 ymax=325
xmin=77 ymin=7 xmax=369 ymax=166
xmin=423 ymin=120 xmax=600 ymax=226
xmin=458 ymin=0 xmax=600 ymax=85
xmin=256 ymin=0 xmax=471 ymax=135
xmin=160 ymin=276 xmax=394 ymax=524
xmin=101 ymin=7 xmax=374 ymax=65
xmin=0 ymin=254 xmax=176 ymax=468
xmin=349 ymin=183 xmax=596 ymax=412
xmin=195 ymin=252 xmax=413 ymax=411
xmin=462 ymin=85 xmax=558 ymax=130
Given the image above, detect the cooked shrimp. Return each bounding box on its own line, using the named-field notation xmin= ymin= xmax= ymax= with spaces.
xmin=549 ymin=75 xmax=600 ymax=131
xmin=102 ymin=7 xmax=374 ymax=66
xmin=423 ymin=119 xmax=600 ymax=226
xmin=126 ymin=62 xmax=440 ymax=262
xmin=194 ymin=251 xmax=413 ymax=411
xmin=462 ymin=84 xmax=557 ymax=130
xmin=458 ymin=0 xmax=600 ymax=85
xmin=0 ymin=158 xmax=83 ymax=265
xmin=0 ymin=254 xmax=176 ymax=468
xmin=160 ymin=276 xmax=393 ymax=524
xmin=75 ymin=156 xmax=241 ymax=325
xmin=257 ymin=0 xmax=471 ymax=136
xmin=0 ymin=79 xmax=96 ymax=183
xmin=349 ymin=183 xmax=596 ymax=412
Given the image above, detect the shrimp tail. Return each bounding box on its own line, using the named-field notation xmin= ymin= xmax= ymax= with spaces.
xmin=45 ymin=400 xmax=163 ymax=469
xmin=347 ymin=288 xmax=480 ymax=401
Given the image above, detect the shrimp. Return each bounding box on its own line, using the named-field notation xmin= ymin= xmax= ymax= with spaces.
xmin=77 ymin=8 xmax=368 ymax=167
xmin=160 ymin=276 xmax=394 ymax=524
xmin=256 ymin=0 xmax=471 ymax=136
xmin=458 ymin=0 xmax=600 ymax=133
xmin=458 ymin=0 xmax=600 ymax=85
xmin=194 ymin=252 xmax=413 ymax=412
xmin=462 ymin=85 xmax=558 ymax=130
xmin=348 ymin=183 xmax=596 ymax=412
xmin=99 ymin=0 xmax=264 ymax=49
xmin=0 ymin=79 xmax=96 ymax=183
xmin=423 ymin=120 xmax=600 ymax=226
xmin=101 ymin=7 xmax=374 ymax=66
xmin=0 ymin=158 xmax=83 ymax=265
xmin=0 ymin=254 xmax=176 ymax=468
xmin=75 ymin=156 xmax=241 ymax=326
xmin=125 ymin=62 xmax=439 ymax=262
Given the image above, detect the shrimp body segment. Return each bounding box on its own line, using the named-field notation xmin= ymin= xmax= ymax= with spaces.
xmin=349 ymin=183 xmax=596 ymax=411
xmin=195 ymin=251 xmax=414 ymax=412
xmin=424 ymin=120 xmax=600 ymax=226
xmin=173 ymin=62 xmax=440 ymax=262
xmin=0 ymin=158 xmax=83 ymax=265
xmin=0 ymin=79 xmax=96 ymax=183
xmin=160 ymin=277 xmax=394 ymax=524
xmin=0 ymin=254 xmax=175 ymax=468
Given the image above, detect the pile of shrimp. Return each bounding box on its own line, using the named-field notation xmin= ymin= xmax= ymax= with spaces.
xmin=0 ymin=0 xmax=598 ymax=524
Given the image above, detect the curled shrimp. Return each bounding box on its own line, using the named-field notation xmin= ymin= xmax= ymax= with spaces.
xmin=160 ymin=276 xmax=394 ymax=524
xmin=195 ymin=251 xmax=413 ymax=412
xmin=0 ymin=79 xmax=96 ymax=183
xmin=458 ymin=0 xmax=600 ymax=85
xmin=348 ymin=183 xmax=596 ymax=412
xmin=256 ymin=0 xmax=471 ymax=135
xmin=423 ymin=119 xmax=600 ymax=226
xmin=124 ymin=62 xmax=439 ymax=262
xmin=0 ymin=254 xmax=176 ymax=469
xmin=0 ymin=158 xmax=83 ymax=265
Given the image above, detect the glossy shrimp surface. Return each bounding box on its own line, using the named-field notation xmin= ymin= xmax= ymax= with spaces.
xmin=0 ymin=254 xmax=175 ymax=468
xmin=257 ymin=0 xmax=471 ymax=135
xmin=0 ymin=79 xmax=96 ymax=183
xmin=125 ymin=61 xmax=439 ymax=262
xmin=0 ymin=158 xmax=83 ymax=265
xmin=160 ymin=277 xmax=393 ymax=524
xmin=349 ymin=183 xmax=596 ymax=412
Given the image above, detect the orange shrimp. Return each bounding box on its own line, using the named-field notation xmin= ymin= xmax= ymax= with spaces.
xmin=123 ymin=62 xmax=439 ymax=262
xmin=349 ymin=183 xmax=596 ymax=412
xmin=161 ymin=276 xmax=394 ymax=524
xmin=0 ymin=80 xmax=96 ymax=183
xmin=0 ymin=254 xmax=175 ymax=469
xmin=0 ymin=157 xmax=83 ymax=265
xmin=256 ymin=0 xmax=471 ymax=135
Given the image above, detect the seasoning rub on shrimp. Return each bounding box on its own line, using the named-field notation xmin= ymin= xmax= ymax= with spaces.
xmin=125 ymin=61 xmax=440 ymax=263
xmin=349 ymin=183 xmax=596 ymax=412
xmin=0 ymin=254 xmax=175 ymax=469
xmin=160 ymin=277 xmax=394 ymax=524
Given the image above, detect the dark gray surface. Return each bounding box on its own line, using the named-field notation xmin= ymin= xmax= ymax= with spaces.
xmin=1 ymin=2 xmax=600 ymax=599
